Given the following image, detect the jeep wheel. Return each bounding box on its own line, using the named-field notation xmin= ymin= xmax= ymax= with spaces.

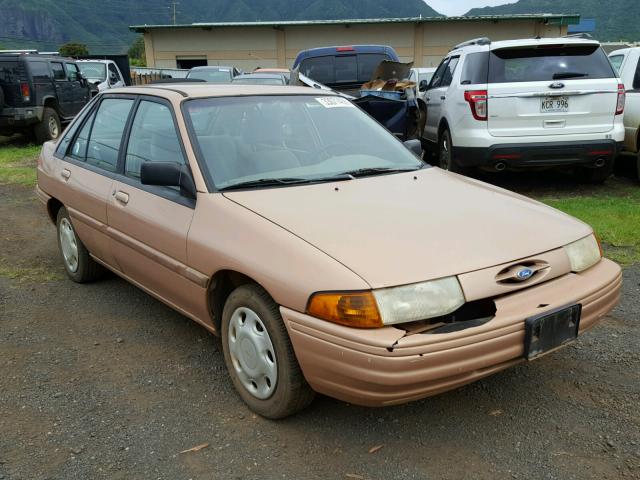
xmin=34 ymin=107 xmax=61 ymax=143
xmin=575 ymin=160 xmax=614 ymax=184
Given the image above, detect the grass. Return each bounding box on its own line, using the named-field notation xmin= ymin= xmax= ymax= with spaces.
xmin=0 ymin=143 xmax=41 ymax=186
xmin=539 ymin=182 xmax=640 ymax=265
xmin=0 ymin=262 xmax=63 ymax=283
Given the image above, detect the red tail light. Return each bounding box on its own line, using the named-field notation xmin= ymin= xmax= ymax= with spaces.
xmin=616 ymin=83 xmax=625 ymax=115
xmin=20 ymin=82 xmax=31 ymax=102
xmin=464 ymin=90 xmax=488 ymax=121
xmin=336 ymin=46 xmax=355 ymax=52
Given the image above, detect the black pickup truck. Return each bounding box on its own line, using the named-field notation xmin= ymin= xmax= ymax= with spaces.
xmin=0 ymin=53 xmax=91 ymax=142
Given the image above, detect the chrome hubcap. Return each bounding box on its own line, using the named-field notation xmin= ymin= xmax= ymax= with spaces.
xmin=228 ymin=307 xmax=277 ymax=399
xmin=49 ymin=116 xmax=59 ymax=138
xmin=59 ymin=218 xmax=79 ymax=272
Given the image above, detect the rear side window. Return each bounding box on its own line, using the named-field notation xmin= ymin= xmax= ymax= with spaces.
xmin=125 ymin=101 xmax=185 ymax=179
xmin=70 ymin=110 xmax=97 ymax=161
xmin=489 ymin=45 xmax=615 ymax=83
xmin=608 ymin=54 xmax=624 ymax=75
xmin=460 ymin=52 xmax=489 ymax=85
xmin=85 ymin=98 xmax=134 ymax=172
xmin=51 ymin=62 xmax=66 ymax=81
xmin=29 ymin=61 xmax=51 ymax=82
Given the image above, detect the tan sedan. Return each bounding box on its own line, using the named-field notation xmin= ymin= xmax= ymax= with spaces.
xmin=36 ymin=85 xmax=622 ymax=418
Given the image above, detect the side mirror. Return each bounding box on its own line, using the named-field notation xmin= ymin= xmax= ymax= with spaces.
xmin=140 ymin=162 xmax=197 ymax=199
xmin=419 ymin=80 xmax=429 ymax=91
xmin=403 ymin=139 xmax=423 ymax=157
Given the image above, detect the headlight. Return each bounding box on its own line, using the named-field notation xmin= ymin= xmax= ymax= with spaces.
xmin=306 ymin=277 xmax=465 ymax=328
xmin=564 ymin=234 xmax=602 ymax=272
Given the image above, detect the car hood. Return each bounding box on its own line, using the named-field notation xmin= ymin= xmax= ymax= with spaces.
xmin=223 ymin=168 xmax=592 ymax=288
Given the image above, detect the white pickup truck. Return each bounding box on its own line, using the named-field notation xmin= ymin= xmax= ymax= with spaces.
xmin=609 ymin=47 xmax=640 ymax=179
xmin=76 ymin=59 xmax=125 ymax=96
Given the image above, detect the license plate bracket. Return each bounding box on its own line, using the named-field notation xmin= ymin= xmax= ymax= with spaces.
xmin=541 ymin=96 xmax=569 ymax=113
xmin=524 ymin=304 xmax=581 ymax=360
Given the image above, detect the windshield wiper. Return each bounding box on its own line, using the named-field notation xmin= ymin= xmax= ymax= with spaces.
xmin=337 ymin=166 xmax=423 ymax=178
xmin=219 ymin=177 xmax=312 ymax=191
xmin=552 ymin=72 xmax=588 ymax=79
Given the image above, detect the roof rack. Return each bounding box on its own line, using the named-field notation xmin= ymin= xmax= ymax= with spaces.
xmin=563 ymin=33 xmax=593 ymax=39
xmin=451 ymin=37 xmax=491 ymax=51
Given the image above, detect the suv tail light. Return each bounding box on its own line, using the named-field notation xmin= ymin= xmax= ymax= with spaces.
xmin=464 ymin=90 xmax=488 ymax=121
xmin=20 ymin=82 xmax=31 ymax=102
xmin=616 ymin=83 xmax=625 ymax=115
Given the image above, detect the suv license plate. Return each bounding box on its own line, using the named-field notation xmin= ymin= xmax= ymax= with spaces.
xmin=541 ymin=96 xmax=569 ymax=113
xmin=524 ymin=304 xmax=581 ymax=360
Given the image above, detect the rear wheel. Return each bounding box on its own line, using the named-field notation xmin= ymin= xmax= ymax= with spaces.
xmin=56 ymin=207 xmax=104 ymax=282
xmin=34 ymin=107 xmax=61 ymax=143
xmin=438 ymin=128 xmax=468 ymax=174
xmin=574 ymin=160 xmax=614 ymax=184
xmin=221 ymin=284 xmax=314 ymax=419
xmin=637 ymin=150 xmax=640 ymax=183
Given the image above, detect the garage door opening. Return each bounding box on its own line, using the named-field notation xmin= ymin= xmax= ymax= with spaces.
xmin=176 ymin=58 xmax=207 ymax=69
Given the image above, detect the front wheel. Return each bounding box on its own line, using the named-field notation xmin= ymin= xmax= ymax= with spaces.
xmin=56 ymin=207 xmax=104 ymax=282
xmin=221 ymin=284 xmax=314 ymax=419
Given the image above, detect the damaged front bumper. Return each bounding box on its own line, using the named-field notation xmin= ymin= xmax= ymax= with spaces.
xmin=281 ymin=258 xmax=621 ymax=407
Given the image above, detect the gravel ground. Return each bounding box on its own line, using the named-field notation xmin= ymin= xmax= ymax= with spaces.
xmin=0 ymin=179 xmax=639 ymax=480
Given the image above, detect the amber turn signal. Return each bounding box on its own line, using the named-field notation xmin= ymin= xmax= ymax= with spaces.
xmin=306 ymin=291 xmax=383 ymax=328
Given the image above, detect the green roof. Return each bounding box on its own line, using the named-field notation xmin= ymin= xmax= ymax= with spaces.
xmin=130 ymin=14 xmax=580 ymax=32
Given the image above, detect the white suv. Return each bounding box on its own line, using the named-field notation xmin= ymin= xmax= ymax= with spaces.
xmin=422 ymin=37 xmax=625 ymax=182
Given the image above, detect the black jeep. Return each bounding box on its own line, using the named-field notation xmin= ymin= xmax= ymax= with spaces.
xmin=0 ymin=53 xmax=91 ymax=143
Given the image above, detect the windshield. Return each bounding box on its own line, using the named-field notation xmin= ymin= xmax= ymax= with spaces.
xmin=232 ymin=76 xmax=286 ymax=85
xmin=185 ymin=95 xmax=423 ymax=190
xmin=488 ymin=45 xmax=616 ymax=83
xmin=187 ymin=68 xmax=233 ymax=83
xmin=78 ymin=62 xmax=106 ymax=81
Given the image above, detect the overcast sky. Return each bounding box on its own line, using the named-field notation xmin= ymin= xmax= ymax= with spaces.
xmin=426 ymin=0 xmax=518 ymax=16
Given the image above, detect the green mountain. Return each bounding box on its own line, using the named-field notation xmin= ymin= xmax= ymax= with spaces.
xmin=466 ymin=0 xmax=640 ymax=42
xmin=0 ymin=0 xmax=442 ymax=54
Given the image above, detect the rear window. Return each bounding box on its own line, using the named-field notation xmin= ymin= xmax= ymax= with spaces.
xmin=299 ymin=53 xmax=390 ymax=85
xmin=0 ymin=61 xmax=22 ymax=84
xmin=488 ymin=45 xmax=616 ymax=83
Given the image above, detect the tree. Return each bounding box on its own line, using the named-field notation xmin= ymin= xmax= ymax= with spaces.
xmin=59 ymin=42 xmax=89 ymax=57
xmin=128 ymin=36 xmax=146 ymax=66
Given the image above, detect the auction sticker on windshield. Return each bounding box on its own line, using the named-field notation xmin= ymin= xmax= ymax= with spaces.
xmin=315 ymin=97 xmax=354 ymax=108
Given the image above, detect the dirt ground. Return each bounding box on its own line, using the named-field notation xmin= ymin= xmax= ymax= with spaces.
xmin=1 ymin=176 xmax=639 ymax=480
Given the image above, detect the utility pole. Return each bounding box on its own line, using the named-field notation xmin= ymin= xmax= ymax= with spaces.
xmin=170 ymin=0 xmax=179 ymax=25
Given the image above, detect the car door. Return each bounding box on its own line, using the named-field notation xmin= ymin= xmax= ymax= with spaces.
xmin=424 ymin=57 xmax=451 ymax=142
xmin=106 ymin=97 xmax=201 ymax=316
xmin=65 ymin=62 xmax=88 ymax=115
xmin=54 ymin=96 xmax=135 ymax=269
xmin=50 ymin=61 xmax=73 ymax=118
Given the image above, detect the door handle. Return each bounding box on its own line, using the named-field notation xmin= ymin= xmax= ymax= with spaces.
xmin=61 ymin=168 xmax=71 ymax=180
xmin=425 ymin=97 xmax=430 ymax=102
xmin=440 ymin=95 xmax=446 ymax=100
xmin=114 ymin=191 xmax=129 ymax=205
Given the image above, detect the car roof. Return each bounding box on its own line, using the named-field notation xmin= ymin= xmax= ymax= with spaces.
xmin=450 ymin=37 xmax=602 ymax=55
xmin=105 ymin=84 xmax=332 ymax=99
xmin=190 ymin=65 xmax=235 ymax=70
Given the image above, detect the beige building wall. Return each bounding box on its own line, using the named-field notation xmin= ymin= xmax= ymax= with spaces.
xmin=143 ymin=19 xmax=569 ymax=71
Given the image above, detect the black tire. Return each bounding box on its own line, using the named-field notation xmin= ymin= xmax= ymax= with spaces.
xmin=221 ymin=284 xmax=314 ymax=419
xmin=56 ymin=207 xmax=104 ymax=283
xmin=34 ymin=107 xmax=62 ymax=143
xmin=438 ymin=128 xmax=468 ymax=174
xmin=0 ymin=86 xmax=4 ymax=108
xmin=574 ymin=160 xmax=614 ymax=184
xmin=636 ymin=150 xmax=640 ymax=183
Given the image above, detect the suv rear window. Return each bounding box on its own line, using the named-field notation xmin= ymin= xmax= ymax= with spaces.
xmin=299 ymin=53 xmax=390 ymax=85
xmin=0 ymin=61 xmax=22 ymax=84
xmin=488 ymin=45 xmax=615 ymax=83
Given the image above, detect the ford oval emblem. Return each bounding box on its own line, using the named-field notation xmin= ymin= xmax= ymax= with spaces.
xmin=515 ymin=267 xmax=534 ymax=281
xmin=549 ymin=82 xmax=565 ymax=89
